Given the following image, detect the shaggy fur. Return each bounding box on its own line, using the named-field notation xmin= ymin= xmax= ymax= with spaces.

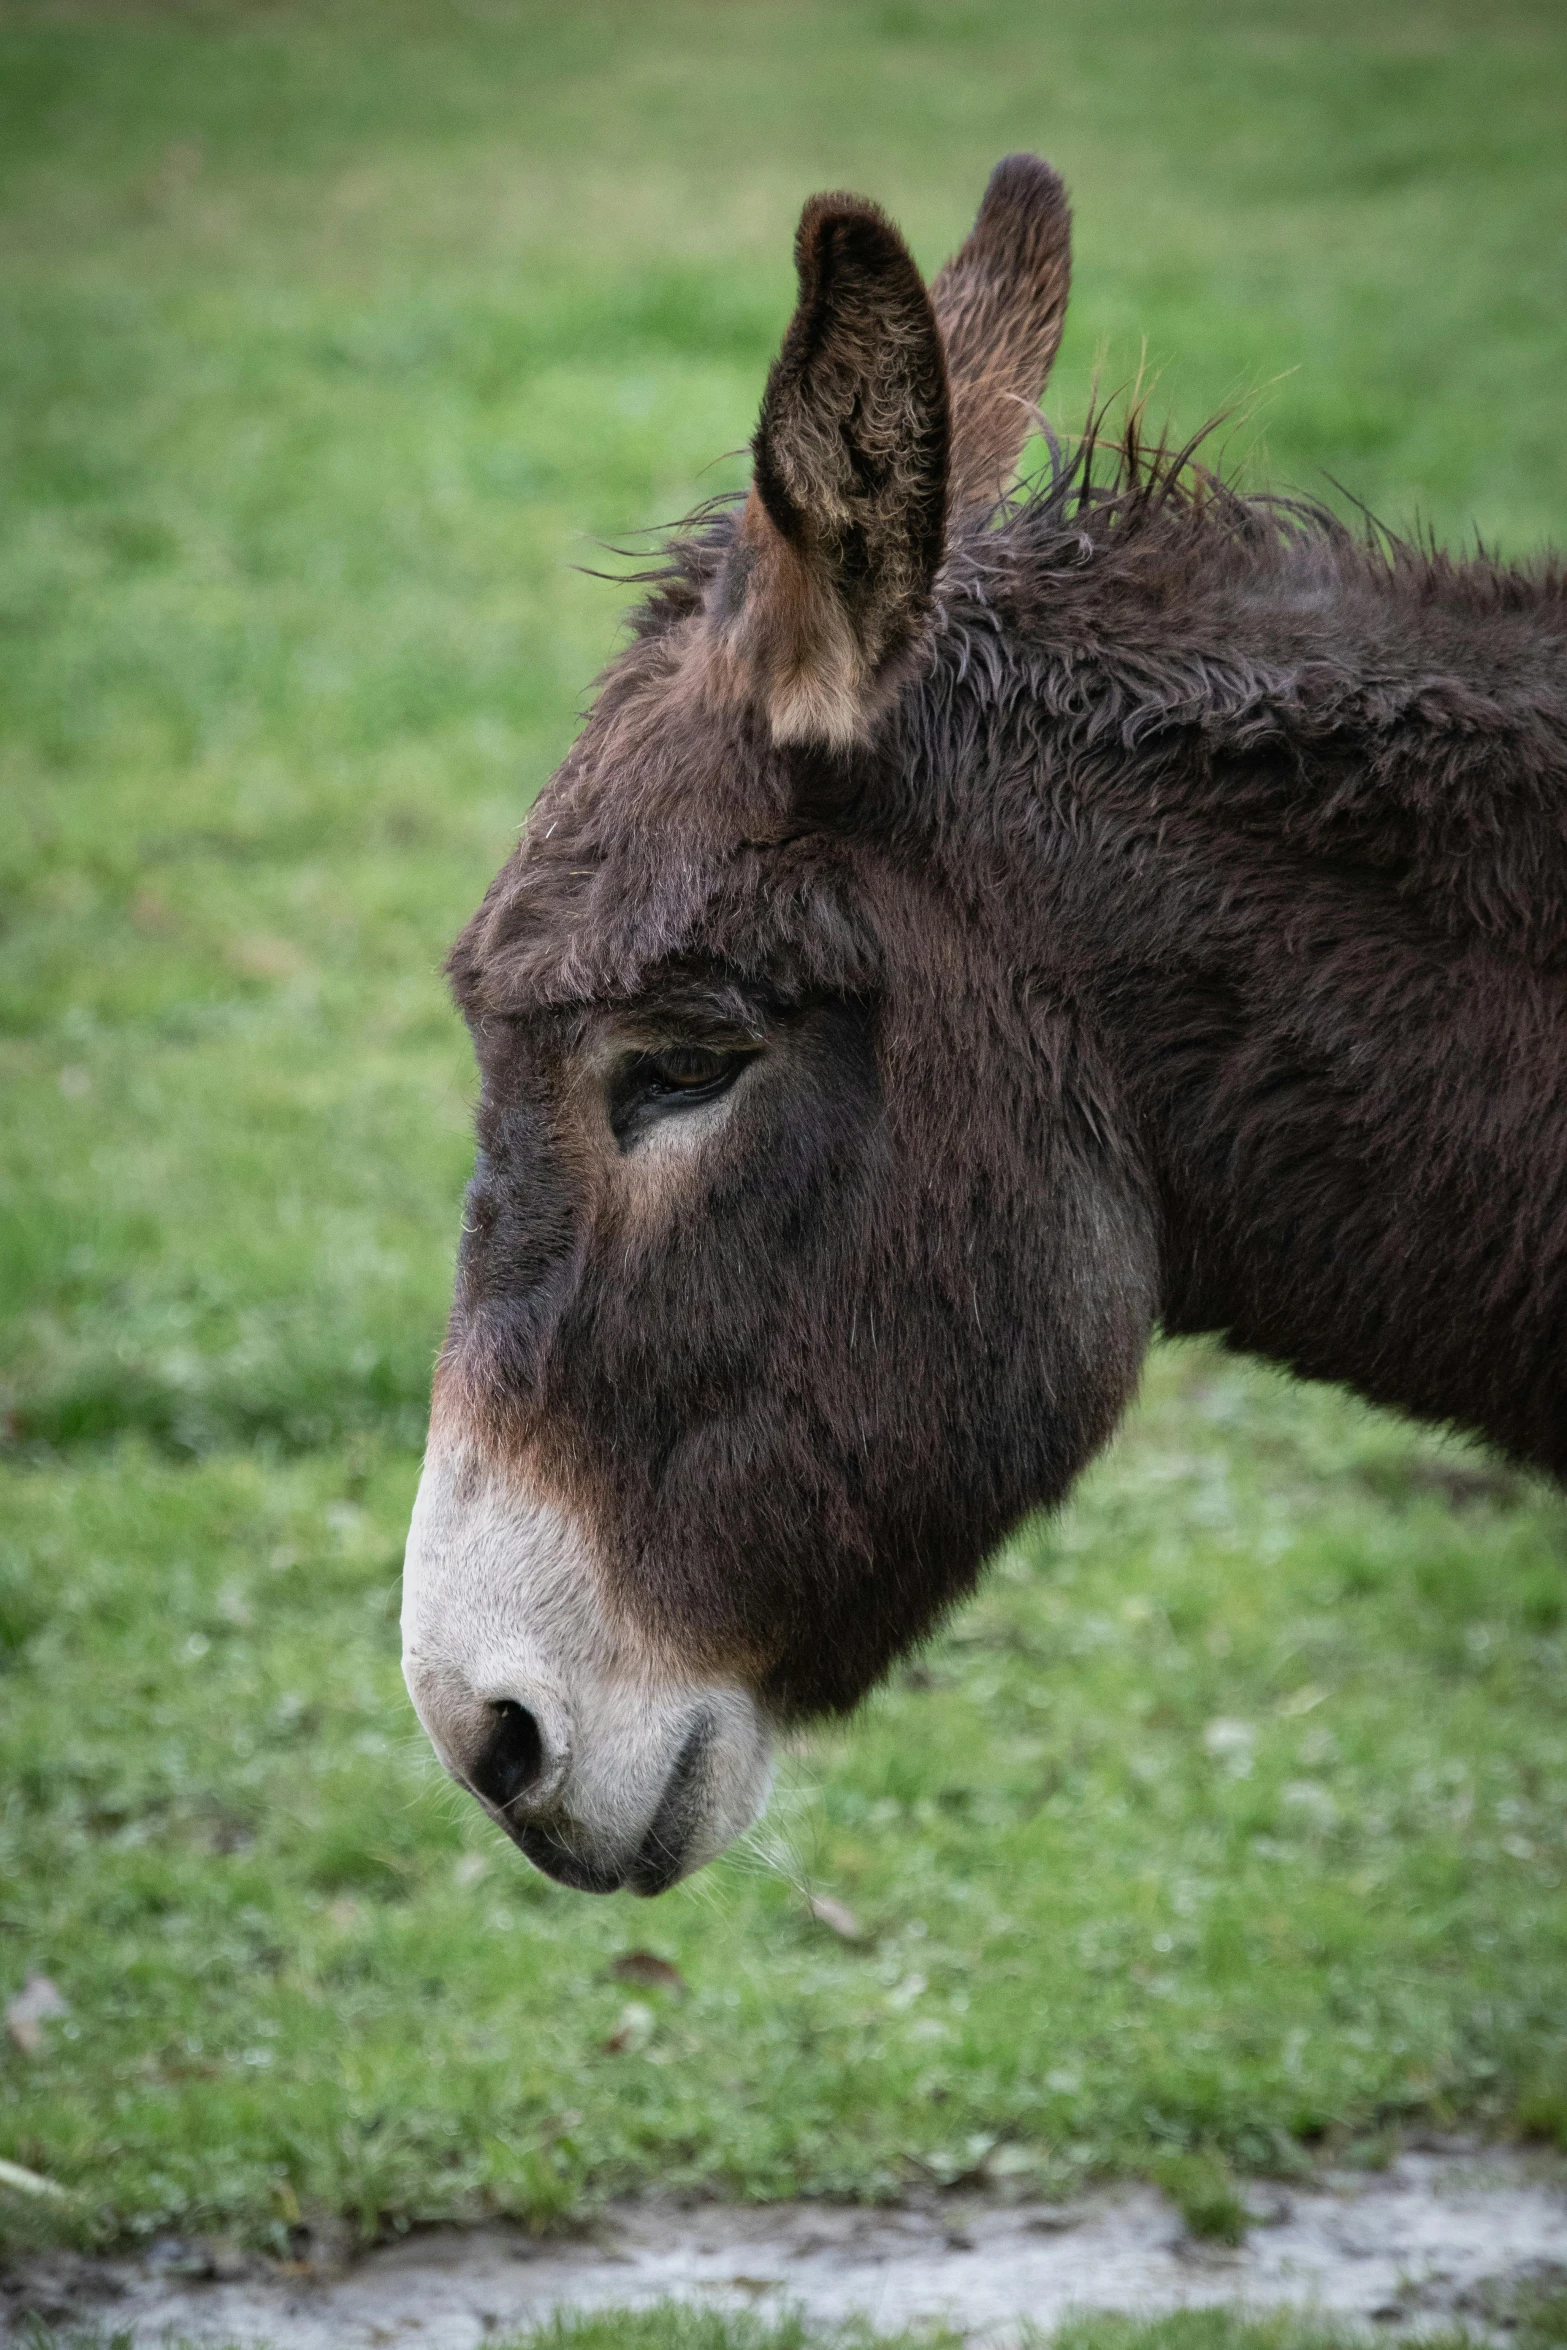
xmin=437 ymin=160 xmax=1567 ymax=1722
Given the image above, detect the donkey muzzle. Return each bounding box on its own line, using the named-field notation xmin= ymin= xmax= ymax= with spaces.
xmin=400 ymin=1438 xmax=774 ymax=1893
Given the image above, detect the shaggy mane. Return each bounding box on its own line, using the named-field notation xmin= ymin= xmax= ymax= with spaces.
xmin=610 ymin=408 xmax=1565 ymax=670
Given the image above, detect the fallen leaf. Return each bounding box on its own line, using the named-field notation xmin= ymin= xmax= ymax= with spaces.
xmin=1277 ymin=1683 xmax=1330 ymax=1718
xmin=603 ymin=2000 xmax=654 ymax=2055
xmin=902 ymin=2144 xmax=994 ymax=2190
xmin=6 ymin=1974 xmax=68 ymax=2056
xmin=609 ymin=1949 xmax=687 ymax=1996
xmin=0 ymin=2156 xmax=70 ymax=2201
xmin=807 ymin=1894 xmax=863 ymax=1942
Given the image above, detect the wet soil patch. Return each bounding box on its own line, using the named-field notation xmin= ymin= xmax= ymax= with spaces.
xmin=5 ymin=2150 xmax=1566 ymax=2346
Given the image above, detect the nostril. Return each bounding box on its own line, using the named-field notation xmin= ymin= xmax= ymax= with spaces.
xmin=468 ymin=1699 xmax=547 ymax=1812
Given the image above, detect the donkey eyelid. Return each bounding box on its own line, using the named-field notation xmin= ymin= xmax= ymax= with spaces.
xmin=608 ymin=1046 xmax=759 ymax=1149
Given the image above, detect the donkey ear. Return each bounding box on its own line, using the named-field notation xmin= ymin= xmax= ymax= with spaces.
xmin=710 ymin=194 xmax=949 ymax=749
xmin=930 ymin=153 xmax=1072 ymax=514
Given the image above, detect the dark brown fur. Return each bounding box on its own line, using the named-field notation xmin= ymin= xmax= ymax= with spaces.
xmin=706 ymin=194 xmax=949 ymax=746
xmin=440 ymin=162 xmax=1567 ymax=1720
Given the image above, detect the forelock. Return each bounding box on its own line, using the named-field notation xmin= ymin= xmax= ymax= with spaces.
xmin=447 ymin=613 xmax=883 ymax=1020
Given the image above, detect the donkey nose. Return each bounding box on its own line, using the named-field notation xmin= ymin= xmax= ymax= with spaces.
xmin=467 ymin=1698 xmax=548 ymax=1813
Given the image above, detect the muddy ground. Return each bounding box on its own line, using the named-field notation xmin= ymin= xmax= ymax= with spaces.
xmin=5 ymin=2148 xmax=1566 ymax=2346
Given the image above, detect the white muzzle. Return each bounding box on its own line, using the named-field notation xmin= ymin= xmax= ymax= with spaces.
xmin=400 ymin=1436 xmax=774 ymax=1893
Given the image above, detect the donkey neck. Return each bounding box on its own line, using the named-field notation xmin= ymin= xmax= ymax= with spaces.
xmin=1116 ymin=867 xmax=1567 ymax=1475
xmin=977 ymin=482 xmax=1567 ymax=967
xmin=942 ymin=499 xmax=1567 ymax=1471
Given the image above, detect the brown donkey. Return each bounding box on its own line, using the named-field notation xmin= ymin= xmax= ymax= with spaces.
xmin=402 ymin=157 xmax=1567 ymax=1895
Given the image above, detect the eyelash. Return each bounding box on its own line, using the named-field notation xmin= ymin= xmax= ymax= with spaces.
xmin=643 ymin=1047 xmax=736 ymax=1094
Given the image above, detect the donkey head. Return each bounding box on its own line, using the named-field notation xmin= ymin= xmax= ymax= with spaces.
xmin=402 ymin=158 xmax=1158 ymax=1893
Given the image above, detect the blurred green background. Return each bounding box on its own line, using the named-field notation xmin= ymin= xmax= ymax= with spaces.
xmin=2 ymin=0 xmax=1565 ymax=2258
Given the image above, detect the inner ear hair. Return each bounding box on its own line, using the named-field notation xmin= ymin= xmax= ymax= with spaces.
xmin=930 ymin=152 xmax=1072 ymax=515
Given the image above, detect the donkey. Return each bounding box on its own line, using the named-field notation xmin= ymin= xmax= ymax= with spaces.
xmin=402 ymin=156 xmax=1567 ymax=1896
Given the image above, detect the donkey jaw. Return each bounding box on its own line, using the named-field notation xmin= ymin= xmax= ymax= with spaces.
xmin=400 ymin=1438 xmax=774 ymax=1893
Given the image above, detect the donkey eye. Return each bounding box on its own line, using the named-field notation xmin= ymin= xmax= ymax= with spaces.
xmin=646 ymin=1047 xmax=734 ymax=1092
xmin=610 ymin=1043 xmax=755 ymax=1147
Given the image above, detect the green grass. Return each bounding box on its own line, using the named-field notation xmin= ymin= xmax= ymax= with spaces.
xmin=23 ymin=2308 xmax=1567 ymax=2350
xmin=4 ymin=1354 xmax=1565 ymax=2249
xmin=1147 ymin=2149 xmax=1251 ymax=2248
xmin=6 ymin=2317 xmax=1551 ymax=2350
xmin=3 ymin=0 xmax=1567 ymax=2264
xmin=20 ymin=2307 xmax=1567 ymax=2350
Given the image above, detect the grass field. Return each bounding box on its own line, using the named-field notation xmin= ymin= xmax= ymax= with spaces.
xmin=3 ymin=0 xmax=1567 ymax=2265
xmin=14 ymin=2289 xmax=1567 ymax=2350
xmin=26 ymin=2309 xmax=1550 ymax=2350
